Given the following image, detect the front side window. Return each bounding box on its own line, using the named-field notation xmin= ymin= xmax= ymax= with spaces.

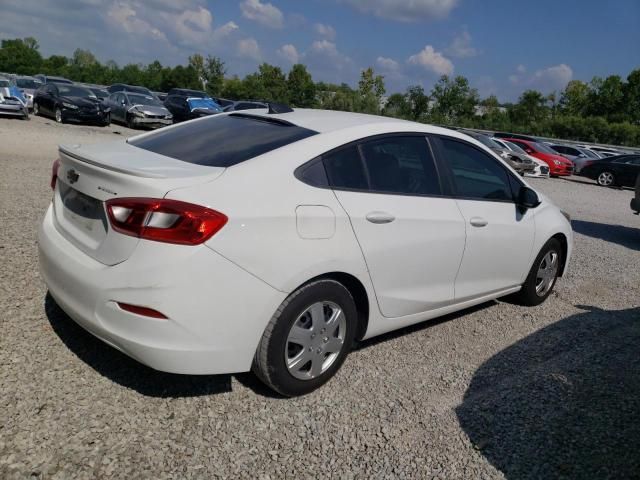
xmin=438 ymin=137 xmax=514 ymax=201
xmin=360 ymin=136 xmax=441 ymax=195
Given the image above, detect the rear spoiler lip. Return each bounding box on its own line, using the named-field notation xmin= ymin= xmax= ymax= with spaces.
xmin=59 ymin=145 xmax=165 ymax=178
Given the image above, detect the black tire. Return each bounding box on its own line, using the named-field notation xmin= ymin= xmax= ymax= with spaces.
xmin=596 ymin=170 xmax=616 ymax=187
xmin=103 ymin=112 xmax=111 ymax=126
xmin=126 ymin=114 xmax=135 ymax=129
xmin=514 ymin=238 xmax=562 ymax=306
xmin=33 ymin=102 xmax=40 ymax=116
xmin=55 ymin=107 xmax=63 ymax=124
xmin=253 ymin=279 xmax=357 ymax=397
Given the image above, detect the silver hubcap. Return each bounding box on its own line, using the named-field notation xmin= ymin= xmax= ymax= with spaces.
xmin=34 ymin=103 xmax=39 ymax=114
xmin=598 ymin=172 xmax=613 ymax=186
xmin=535 ymin=251 xmax=559 ymax=297
xmin=55 ymin=109 xmax=62 ymax=123
xmin=285 ymin=301 xmax=346 ymax=380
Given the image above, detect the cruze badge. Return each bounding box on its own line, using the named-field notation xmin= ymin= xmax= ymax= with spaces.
xmin=66 ymin=169 xmax=79 ymax=184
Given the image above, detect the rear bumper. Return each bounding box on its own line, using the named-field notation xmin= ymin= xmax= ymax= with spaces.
xmin=38 ymin=205 xmax=285 ymax=374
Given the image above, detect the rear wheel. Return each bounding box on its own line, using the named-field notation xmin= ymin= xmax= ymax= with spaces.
xmin=33 ymin=102 xmax=40 ymax=116
xmin=126 ymin=114 xmax=135 ymax=129
xmin=514 ymin=238 xmax=562 ymax=306
xmin=253 ymin=279 xmax=357 ymax=396
xmin=597 ymin=171 xmax=615 ymax=187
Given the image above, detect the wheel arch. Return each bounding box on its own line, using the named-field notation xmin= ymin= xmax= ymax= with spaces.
xmin=550 ymin=232 xmax=569 ymax=277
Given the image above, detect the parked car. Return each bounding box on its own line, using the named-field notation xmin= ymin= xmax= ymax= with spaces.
xmin=39 ymin=109 xmax=573 ymax=396
xmin=576 ymin=145 xmax=621 ymax=158
xmin=580 ymin=155 xmax=640 ymax=187
xmin=33 ymin=82 xmax=110 ymax=125
xmin=81 ymin=85 xmax=110 ymax=101
xmin=164 ymin=89 xmax=223 ymax=122
xmin=15 ymin=76 xmax=43 ymax=110
xmin=153 ymin=91 xmax=168 ymax=102
xmin=493 ymin=138 xmax=550 ymax=177
xmin=503 ymin=138 xmax=574 ymax=176
xmin=0 ymin=78 xmax=29 ymax=119
xmin=34 ymin=74 xmax=73 ymax=85
xmin=548 ymin=144 xmax=600 ymax=173
xmin=103 ymin=91 xmax=172 ymax=129
xmin=631 ymin=173 xmax=640 ymax=214
xmin=460 ymin=130 xmax=535 ymax=175
xmin=107 ymin=83 xmax=156 ymax=98
xmin=211 ymin=96 xmax=235 ymax=110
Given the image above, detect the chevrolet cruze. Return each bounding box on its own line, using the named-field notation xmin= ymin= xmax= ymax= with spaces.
xmin=39 ymin=108 xmax=573 ymax=396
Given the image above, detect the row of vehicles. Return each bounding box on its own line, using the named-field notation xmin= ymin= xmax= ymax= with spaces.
xmin=0 ymin=73 xmax=267 ymax=129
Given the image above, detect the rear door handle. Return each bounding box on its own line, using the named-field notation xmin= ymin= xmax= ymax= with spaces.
xmin=366 ymin=211 xmax=395 ymax=224
xmin=470 ymin=217 xmax=488 ymax=227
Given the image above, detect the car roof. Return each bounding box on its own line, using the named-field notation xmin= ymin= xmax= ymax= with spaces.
xmin=239 ymin=108 xmax=456 ymax=135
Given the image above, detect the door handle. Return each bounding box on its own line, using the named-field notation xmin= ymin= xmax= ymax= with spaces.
xmin=470 ymin=217 xmax=488 ymax=227
xmin=366 ymin=211 xmax=395 ymax=224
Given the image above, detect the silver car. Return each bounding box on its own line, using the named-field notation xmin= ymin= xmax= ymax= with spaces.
xmin=103 ymin=91 xmax=173 ymax=129
xmin=0 ymin=78 xmax=29 ymax=119
xmin=15 ymin=76 xmax=43 ymax=110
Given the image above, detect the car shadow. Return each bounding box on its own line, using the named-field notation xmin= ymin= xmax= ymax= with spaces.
xmin=572 ymin=219 xmax=639 ymax=251
xmin=45 ymin=293 xmax=233 ymax=398
xmin=456 ymin=305 xmax=640 ymax=479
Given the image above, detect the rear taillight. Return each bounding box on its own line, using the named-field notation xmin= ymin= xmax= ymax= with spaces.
xmin=50 ymin=158 xmax=60 ymax=190
xmin=106 ymin=198 xmax=227 ymax=245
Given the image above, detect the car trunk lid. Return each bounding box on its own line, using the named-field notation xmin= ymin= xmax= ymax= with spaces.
xmin=53 ymin=141 xmax=224 ymax=265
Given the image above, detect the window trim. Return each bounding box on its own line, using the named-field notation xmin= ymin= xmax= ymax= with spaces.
xmin=295 ymin=132 xmax=449 ymax=199
xmin=431 ymin=134 xmax=525 ymax=204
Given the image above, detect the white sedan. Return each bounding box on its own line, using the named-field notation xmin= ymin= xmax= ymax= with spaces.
xmin=39 ymin=108 xmax=573 ymax=396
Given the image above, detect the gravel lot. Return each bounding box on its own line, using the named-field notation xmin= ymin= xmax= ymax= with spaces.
xmin=1 ymin=115 xmax=639 ymax=479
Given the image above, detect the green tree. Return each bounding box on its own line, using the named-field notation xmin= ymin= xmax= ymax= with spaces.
xmin=430 ymin=75 xmax=479 ymax=123
xmin=559 ymin=80 xmax=589 ymax=116
xmin=511 ymin=90 xmax=549 ymax=127
xmin=405 ymin=85 xmax=430 ymax=121
xmin=587 ymin=75 xmax=626 ymax=120
xmin=624 ymin=69 xmax=640 ymax=125
xmin=255 ymin=63 xmax=288 ymax=102
xmin=286 ymin=64 xmax=316 ymax=107
xmin=0 ymin=37 xmax=43 ymax=74
xmin=383 ymin=93 xmax=409 ymax=118
xmin=188 ymin=54 xmax=225 ymax=95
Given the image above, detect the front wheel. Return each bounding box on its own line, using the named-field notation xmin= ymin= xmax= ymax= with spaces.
xmin=126 ymin=114 xmax=135 ymax=129
xmin=33 ymin=102 xmax=40 ymax=116
xmin=55 ymin=108 xmax=63 ymax=124
xmin=253 ymin=279 xmax=357 ymax=396
xmin=597 ymin=171 xmax=615 ymax=187
xmin=514 ymin=238 xmax=562 ymax=306
xmin=103 ymin=112 xmax=111 ymax=126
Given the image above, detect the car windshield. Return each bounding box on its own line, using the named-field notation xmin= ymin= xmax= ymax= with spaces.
xmin=89 ymin=88 xmax=107 ymax=97
xmin=127 ymin=93 xmax=162 ymax=106
xmin=580 ymin=148 xmax=599 ymax=158
xmin=505 ymin=141 xmax=527 ymax=154
xmin=472 ymin=134 xmax=501 ymax=150
xmin=17 ymin=78 xmax=42 ymax=89
xmin=57 ymin=84 xmax=95 ymax=98
xmin=0 ymin=80 xmax=11 ymax=87
xmin=187 ymin=97 xmax=222 ymax=111
xmin=533 ymin=142 xmax=557 ymax=154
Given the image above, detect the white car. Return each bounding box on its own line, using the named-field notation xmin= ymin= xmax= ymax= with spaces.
xmin=492 ymin=138 xmax=550 ymax=177
xmin=38 ymin=109 xmax=573 ymax=396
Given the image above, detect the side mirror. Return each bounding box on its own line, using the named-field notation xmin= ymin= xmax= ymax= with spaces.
xmin=517 ymin=186 xmax=541 ymax=210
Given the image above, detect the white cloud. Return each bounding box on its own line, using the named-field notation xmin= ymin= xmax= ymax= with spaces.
xmin=107 ymin=2 xmax=168 ymax=41
xmin=240 ymin=0 xmax=284 ymax=29
xmin=171 ymin=6 xmax=213 ymax=44
xmin=407 ymin=45 xmax=453 ymax=76
xmin=509 ymin=64 xmax=573 ymax=91
xmin=445 ymin=28 xmax=478 ymax=58
xmin=237 ymin=37 xmax=261 ymax=60
xmin=314 ymin=23 xmax=336 ymax=40
xmin=340 ymin=0 xmax=458 ymax=22
xmin=277 ymin=44 xmax=300 ymax=63
xmin=376 ymin=56 xmax=399 ymax=71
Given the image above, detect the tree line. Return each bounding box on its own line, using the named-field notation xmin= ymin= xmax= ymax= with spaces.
xmin=1 ymin=37 xmax=639 ymax=146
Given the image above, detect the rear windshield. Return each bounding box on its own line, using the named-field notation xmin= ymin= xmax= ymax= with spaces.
xmin=129 ymin=113 xmax=317 ymax=167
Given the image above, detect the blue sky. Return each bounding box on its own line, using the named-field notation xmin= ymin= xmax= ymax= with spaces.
xmin=1 ymin=0 xmax=639 ymax=101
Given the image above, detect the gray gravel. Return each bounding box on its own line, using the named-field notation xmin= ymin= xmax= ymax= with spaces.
xmin=1 ymin=115 xmax=639 ymax=479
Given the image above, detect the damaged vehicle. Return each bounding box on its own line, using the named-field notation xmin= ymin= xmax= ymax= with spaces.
xmin=16 ymin=76 xmax=43 ymax=110
xmin=460 ymin=130 xmax=536 ymax=176
xmin=103 ymin=91 xmax=173 ymax=129
xmin=163 ymin=88 xmax=223 ymax=122
xmin=33 ymin=83 xmax=110 ymax=125
xmin=0 ymin=78 xmax=29 ymax=119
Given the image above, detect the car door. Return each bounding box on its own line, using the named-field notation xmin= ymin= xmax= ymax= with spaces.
xmin=116 ymin=93 xmax=128 ymax=122
xmin=619 ymin=157 xmax=640 ymax=186
xmin=324 ymin=135 xmax=466 ymax=318
xmin=41 ymin=84 xmax=55 ymax=115
xmin=432 ymin=136 xmax=536 ymax=302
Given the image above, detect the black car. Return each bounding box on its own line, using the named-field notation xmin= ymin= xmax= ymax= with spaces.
xmin=163 ymin=89 xmax=223 ymax=122
xmin=580 ymin=155 xmax=640 ymax=187
xmin=84 ymin=86 xmax=109 ymax=101
xmin=107 ymin=83 xmax=156 ymax=97
xmin=33 ymin=83 xmax=110 ymax=125
xmin=225 ymin=100 xmax=269 ymax=112
xmin=631 ymin=173 xmax=640 ymax=214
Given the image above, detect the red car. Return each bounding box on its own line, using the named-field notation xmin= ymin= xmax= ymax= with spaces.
xmin=503 ymin=138 xmax=574 ymax=176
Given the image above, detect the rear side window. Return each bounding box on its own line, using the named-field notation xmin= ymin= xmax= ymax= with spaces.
xmin=437 ymin=137 xmax=514 ymax=201
xmin=323 ymin=145 xmax=368 ymax=190
xmin=360 ymin=136 xmax=441 ymax=195
xmin=129 ymin=114 xmax=317 ymax=167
